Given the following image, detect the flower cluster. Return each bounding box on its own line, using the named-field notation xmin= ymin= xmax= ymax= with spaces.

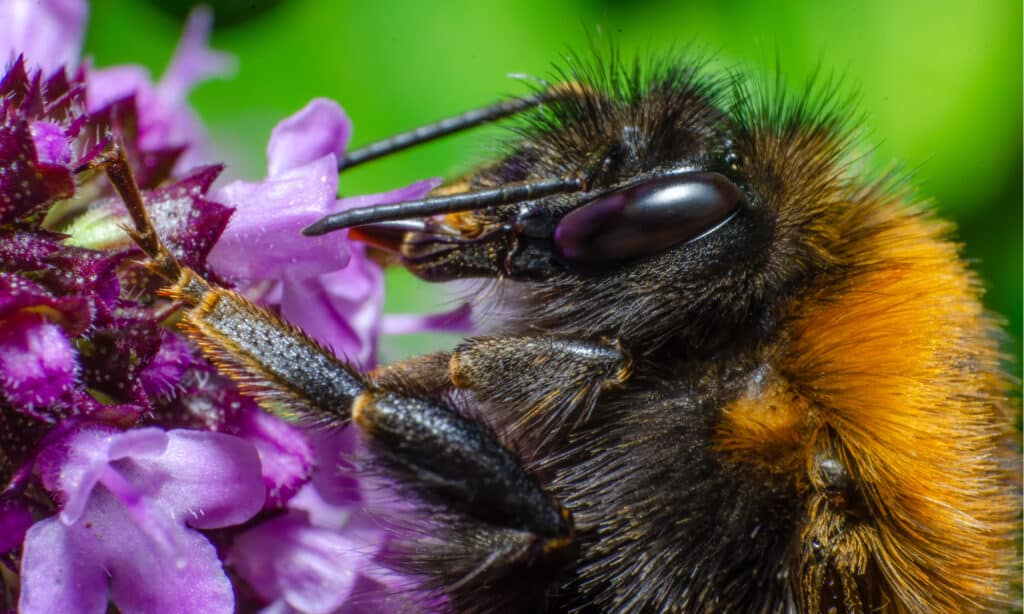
xmin=0 ymin=2 xmax=468 ymax=612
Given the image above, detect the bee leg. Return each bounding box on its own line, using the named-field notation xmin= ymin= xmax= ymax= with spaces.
xmin=99 ymin=146 xmax=574 ymax=608
xmin=160 ymin=283 xmax=577 ymax=602
xmin=449 ymin=336 xmax=632 ymax=442
xmin=351 ymin=388 xmax=577 ymax=610
xmin=149 ymin=284 xmax=574 ymax=607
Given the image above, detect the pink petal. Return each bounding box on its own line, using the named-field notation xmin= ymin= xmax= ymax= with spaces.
xmin=231 ymin=406 xmax=315 ymax=508
xmin=150 ymin=6 xmax=234 ymax=169
xmin=228 ymin=509 xmax=378 ymax=614
xmin=155 ymin=6 xmax=235 ymax=105
xmin=129 ymin=429 xmax=265 ymax=529
xmin=279 ymin=256 xmax=383 ymax=369
xmin=139 ymin=332 xmax=195 ymax=399
xmin=208 ymin=155 xmax=348 ymax=281
xmin=30 ymin=120 xmax=71 ymax=165
xmin=52 ymin=427 xmax=168 ymax=525
xmin=0 ymin=312 xmax=77 ymax=409
xmin=19 ymin=516 xmax=108 ymax=614
xmin=21 ymin=489 xmax=236 ymax=614
xmin=381 ymin=302 xmax=474 ymax=335
xmin=96 ymin=463 xmax=188 ymax=557
xmin=0 ymin=0 xmax=87 ymax=75
xmin=268 ymin=98 xmax=351 ymax=178
xmin=83 ymin=7 xmax=233 ymax=170
xmin=85 ymin=64 xmax=151 ymax=113
xmin=105 ymin=508 xmax=235 ymax=613
xmin=307 ymin=428 xmax=361 ymax=508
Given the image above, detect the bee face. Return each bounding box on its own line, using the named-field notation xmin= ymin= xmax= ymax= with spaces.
xmin=392 ymin=75 xmax=779 ymax=351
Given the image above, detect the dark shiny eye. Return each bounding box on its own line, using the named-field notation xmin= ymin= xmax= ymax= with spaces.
xmin=553 ymin=171 xmax=745 ymax=271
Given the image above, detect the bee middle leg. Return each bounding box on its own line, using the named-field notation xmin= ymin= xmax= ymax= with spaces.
xmin=447 ymin=336 xmax=632 ymax=443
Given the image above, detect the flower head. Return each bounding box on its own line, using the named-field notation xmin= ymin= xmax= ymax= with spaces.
xmin=208 ymin=98 xmax=446 ymax=368
xmin=21 ymin=427 xmax=264 ymax=613
xmin=1 ymin=2 xmax=474 ymax=612
xmin=0 ymin=0 xmax=88 ymax=75
xmin=0 ymin=3 xmax=268 ymax=611
xmin=84 ymin=6 xmax=235 ymax=172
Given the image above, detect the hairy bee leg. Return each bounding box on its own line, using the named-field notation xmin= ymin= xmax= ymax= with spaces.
xmin=95 ymin=143 xmax=364 ymax=420
xmin=351 ymin=389 xmax=577 ymax=607
xmin=165 ymin=270 xmax=364 ymax=421
xmin=449 ymin=336 xmax=631 ymax=440
xmin=100 ymin=141 xmax=574 ymax=606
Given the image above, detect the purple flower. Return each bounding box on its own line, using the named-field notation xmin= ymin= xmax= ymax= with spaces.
xmin=229 ymin=492 xmax=384 ymax=614
xmin=208 ymin=98 xmax=442 ymax=368
xmin=0 ymin=274 xmax=88 ymax=415
xmin=0 ymin=312 xmax=77 ymax=408
xmin=30 ymin=120 xmax=72 ymax=165
xmin=231 ymin=405 xmax=315 ymax=507
xmin=1 ymin=2 xmax=232 ymax=180
xmin=0 ymin=20 xmax=258 ymax=609
xmin=208 ymin=100 xmax=356 ymax=282
xmin=20 ymin=427 xmax=264 ymax=614
xmin=85 ymin=6 xmax=234 ymax=171
xmin=1 ymin=2 xmax=478 ymax=612
xmin=0 ymin=64 xmax=78 ymax=222
xmin=206 ymin=388 xmax=317 ymax=509
xmin=0 ymin=0 xmax=88 ymax=75
xmin=228 ymin=449 xmax=407 ymax=614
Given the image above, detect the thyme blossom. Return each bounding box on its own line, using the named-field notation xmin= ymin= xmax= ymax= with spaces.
xmin=0 ymin=2 xmax=466 ymax=612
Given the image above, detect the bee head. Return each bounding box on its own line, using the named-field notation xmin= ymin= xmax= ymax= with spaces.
xmin=312 ymin=57 xmax=854 ymax=352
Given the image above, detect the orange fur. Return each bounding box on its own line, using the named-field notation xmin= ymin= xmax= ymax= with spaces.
xmin=782 ymin=200 xmax=1018 ymax=612
xmin=718 ymin=194 xmax=1017 ymax=610
xmin=717 ymin=374 xmax=810 ymax=475
xmin=719 ymin=106 xmax=1018 ymax=611
xmin=757 ymin=192 xmax=1019 ymax=614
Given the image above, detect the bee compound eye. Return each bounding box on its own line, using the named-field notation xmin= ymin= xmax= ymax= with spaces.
xmin=553 ymin=171 xmax=745 ymax=271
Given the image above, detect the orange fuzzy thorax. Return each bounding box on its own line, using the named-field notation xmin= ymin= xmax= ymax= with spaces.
xmin=719 ymin=187 xmax=1017 ymax=611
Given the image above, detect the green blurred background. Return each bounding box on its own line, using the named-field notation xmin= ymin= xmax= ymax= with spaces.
xmin=85 ymin=0 xmax=1022 ymax=366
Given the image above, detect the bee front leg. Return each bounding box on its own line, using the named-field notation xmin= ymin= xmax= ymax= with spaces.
xmin=100 ymin=148 xmax=576 ymax=610
xmin=161 ymin=278 xmax=577 ymax=608
xmin=448 ymin=336 xmax=632 ymax=444
xmin=156 ymin=272 xmax=577 ymax=608
xmin=351 ymin=388 xmax=577 ymax=608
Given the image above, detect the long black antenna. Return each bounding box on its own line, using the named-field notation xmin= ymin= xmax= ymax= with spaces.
xmin=338 ymin=90 xmax=561 ymax=172
xmin=303 ymin=176 xmax=583 ymax=236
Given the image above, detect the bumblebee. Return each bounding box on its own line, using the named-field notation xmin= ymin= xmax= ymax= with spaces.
xmin=108 ymin=53 xmax=1018 ymax=612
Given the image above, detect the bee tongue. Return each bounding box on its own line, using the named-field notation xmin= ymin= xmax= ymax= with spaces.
xmin=347 ymin=220 xmax=428 ymax=253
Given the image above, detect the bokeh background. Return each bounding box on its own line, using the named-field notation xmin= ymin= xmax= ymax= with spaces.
xmin=85 ymin=0 xmax=1022 ymax=367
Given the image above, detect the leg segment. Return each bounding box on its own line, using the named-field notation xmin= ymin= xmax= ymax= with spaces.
xmin=167 ymin=267 xmax=577 ymax=607
xmin=353 ymin=389 xmax=576 ymax=606
xmin=353 ymin=390 xmax=570 ymax=536
xmin=450 ymin=336 xmax=631 ymax=444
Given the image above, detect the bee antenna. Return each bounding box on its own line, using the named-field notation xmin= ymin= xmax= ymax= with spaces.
xmin=339 ymin=89 xmax=563 ymax=172
xmin=303 ymin=175 xmax=584 ymax=236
